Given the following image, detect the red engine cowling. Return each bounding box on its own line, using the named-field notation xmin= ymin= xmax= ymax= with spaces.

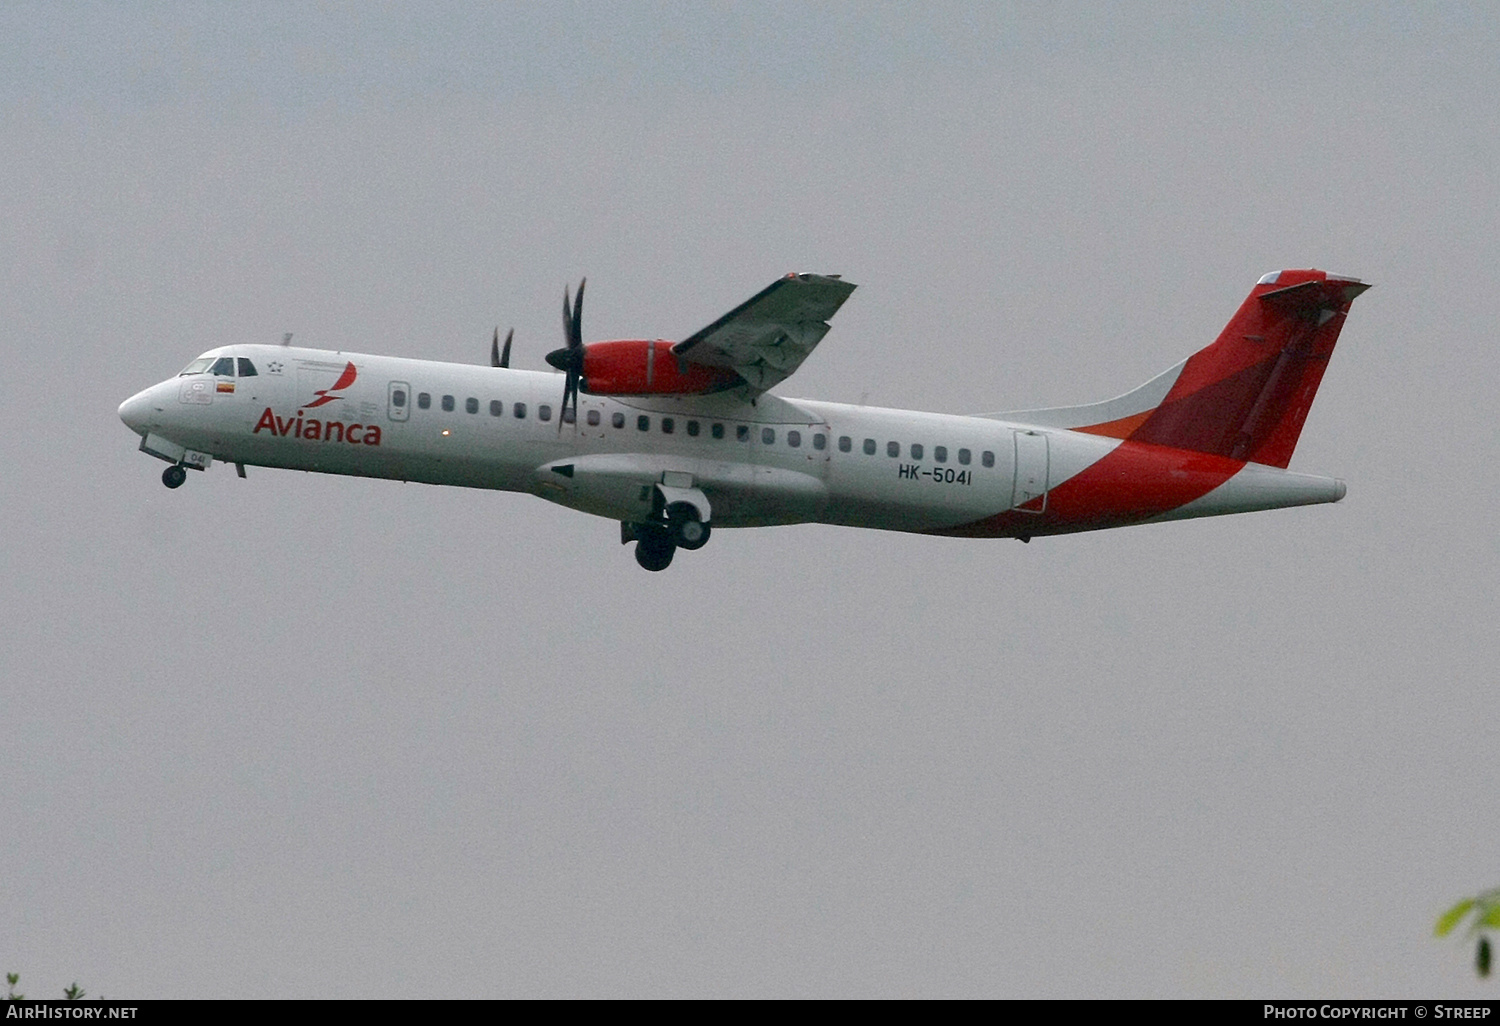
xmin=581 ymin=340 xmax=741 ymax=396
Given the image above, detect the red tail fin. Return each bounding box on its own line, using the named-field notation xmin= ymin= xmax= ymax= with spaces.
xmin=1091 ymin=270 xmax=1369 ymax=468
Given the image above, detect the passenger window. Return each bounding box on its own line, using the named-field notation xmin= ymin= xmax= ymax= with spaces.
xmin=237 ymin=358 xmax=258 ymax=377
xmin=762 ymin=427 xmax=775 ymax=445
xmin=737 ymin=425 xmax=750 ymax=441
xmin=935 ymin=446 xmax=947 ymax=463
xmin=911 ymin=443 xmax=924 ymax=460
xmin=490 ymin=400 xmax=503 ymax=417
xmin=418 ymin=392 xmax=432 ymax=410
xmin=441 ymin=395 xmax=455 ymax=412
xmin=513 ymin=402 xmax=526 ymax=418
xmin=813 ymin=433 xmax=827 ymax=451
xmin=686 ymin=420 xmax=700 ymax=437
xmin=982 ymin=450 xmax=995 ymax=468
xmin=612 ymin=412 xmax=625 ymax=429
xmin=392 ymin=389 xmax=407 ymax=408
xmin=661 ymin=417 xmax=674 ymax=434
xmin=863 ymin=438 xmax=876 ymax=455
xmin=211 ymin=357 xmax=236 ymax=376
xmin=561 ymin=406 xmax=575 ymax=424
xmin=958 ymin=448 xmax=971 ymax=465
xmin=711 ymin=423 xmax=724 ymax=439
xmin=638 ymin=415 xmax=650 ymax=432
xmin=787 ymin=430 xmax=801 ymax=447
xmin=539 ymin=405 xmax=552 ymax=422
xmin=587 ymin=409 xmax=601 ymax=426
xmin=466 ymin=397 xmax=478 ymax=414
xmin=887 ymin=441 xmax=899 ymax=458
xmin=838 ymin=436 xmax=852 ymax=452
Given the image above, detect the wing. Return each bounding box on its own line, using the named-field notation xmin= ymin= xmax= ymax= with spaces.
xmin=672 ymin=273 xmax=856 ymax=392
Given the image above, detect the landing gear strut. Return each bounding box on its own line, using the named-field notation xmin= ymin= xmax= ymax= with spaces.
xmin=162 ymin=465 xmax=187 ymax=489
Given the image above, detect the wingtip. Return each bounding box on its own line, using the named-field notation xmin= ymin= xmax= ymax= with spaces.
xmin=783 ymin=272 xmax=857 ymax=289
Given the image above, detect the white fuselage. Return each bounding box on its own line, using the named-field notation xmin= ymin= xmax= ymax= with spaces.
xmin=119 ymin=344 xmax=1345 ymax=540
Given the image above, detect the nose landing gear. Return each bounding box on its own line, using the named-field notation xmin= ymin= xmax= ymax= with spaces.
xmin=162 ymin=465 xmax=187 ymax=489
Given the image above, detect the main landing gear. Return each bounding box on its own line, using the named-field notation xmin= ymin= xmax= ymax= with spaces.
xmin=162 ymin=465 xmax=187 ymax=489
xmin=633 ymin=524 xmax=676 ymax=571
xmin=624 ymin=502 xmax=713 ymax=572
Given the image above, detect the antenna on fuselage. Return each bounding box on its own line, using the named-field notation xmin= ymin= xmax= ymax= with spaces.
xmin=282 ymin=333 xmax=293 ymax=347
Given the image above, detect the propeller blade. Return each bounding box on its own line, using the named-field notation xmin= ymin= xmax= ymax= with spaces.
xmin=561 ymin=375 xmax=577 ymax=433
xmin=562 ymin=285 xmax=574 ymax=348
xmin=570 ymin=278 xmax=586 ymax=350
xmin=553 ymin=279 xmax=587 ymax=432
xmin=500 ymin=328 xmax=512 ymax=368
xmin=491 ymin=327 xmax=500 ymax=368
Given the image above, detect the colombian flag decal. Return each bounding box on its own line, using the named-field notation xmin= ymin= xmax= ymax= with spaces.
xmin=216 ymin=381 xmax=236 ymax=393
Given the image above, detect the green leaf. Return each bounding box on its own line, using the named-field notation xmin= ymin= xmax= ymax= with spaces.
xmin=1479 ymin=902 xmax=1500 ymax=929
xmin=1478 ymin=936 xmax=1492 ymax=978
xmin=1436 ymin=898 xmax=1476 ymax=936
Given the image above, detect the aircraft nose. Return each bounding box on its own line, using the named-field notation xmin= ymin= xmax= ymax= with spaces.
xmin=118 ymin=387 xmax=154 ymax=433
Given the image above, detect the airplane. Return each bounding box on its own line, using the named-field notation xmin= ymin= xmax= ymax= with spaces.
xmin=118 ymin=269 xmax=1368 ymax=571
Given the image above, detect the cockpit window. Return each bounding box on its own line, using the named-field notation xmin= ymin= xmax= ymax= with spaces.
xmin=179 ymin=358 xmax=214 ymax=376
xmin=237 ymin=358 xmax=258 ymax=377
xmin=210 ymin=357 xmax=236 ymax=376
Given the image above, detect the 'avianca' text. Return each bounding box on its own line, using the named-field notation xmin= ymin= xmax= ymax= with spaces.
xmin=253 ymin=407 xmax=382 ymax=445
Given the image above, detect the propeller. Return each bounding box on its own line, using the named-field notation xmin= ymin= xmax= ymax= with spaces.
xmin=545 ymin=278 xmax=585 ymax=430
xmin=491 ymin=327 xmax=513 ymax=368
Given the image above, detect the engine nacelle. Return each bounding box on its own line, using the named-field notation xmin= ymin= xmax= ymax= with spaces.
xmin=581 ymin=340 xmax=741 ymax=396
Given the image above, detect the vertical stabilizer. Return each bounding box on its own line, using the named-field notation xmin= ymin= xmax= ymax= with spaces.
xmin=992 ymin=270 xmax=1368 ymax=468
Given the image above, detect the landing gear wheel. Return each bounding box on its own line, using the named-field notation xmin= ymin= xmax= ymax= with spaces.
xmin=672 ymin=517 xmax=710 ymax=550
xmin=634 ymin=527 xmax=676 ymax=572
xmin=162 ymin=465 xmax=187 ymax=489
xmin=665 ymin=502 xmax=711 ymax=551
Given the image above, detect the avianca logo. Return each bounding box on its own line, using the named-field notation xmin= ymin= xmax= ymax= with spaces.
xmin=303 ymin=361 xmax=357 ymax=409
xmin=254 ymin=361 xmax=380 ymax=445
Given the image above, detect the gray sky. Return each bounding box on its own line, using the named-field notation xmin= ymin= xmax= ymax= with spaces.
xmin=3 ymin=2 xmax=1496 ymax=998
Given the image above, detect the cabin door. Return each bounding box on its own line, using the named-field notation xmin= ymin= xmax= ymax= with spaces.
xmin=1011 ymin=430 xmax=1049 ymax=512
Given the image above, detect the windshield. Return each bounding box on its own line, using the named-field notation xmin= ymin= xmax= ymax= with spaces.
xmin=178 ymin=357 xmax=214 ymax=376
